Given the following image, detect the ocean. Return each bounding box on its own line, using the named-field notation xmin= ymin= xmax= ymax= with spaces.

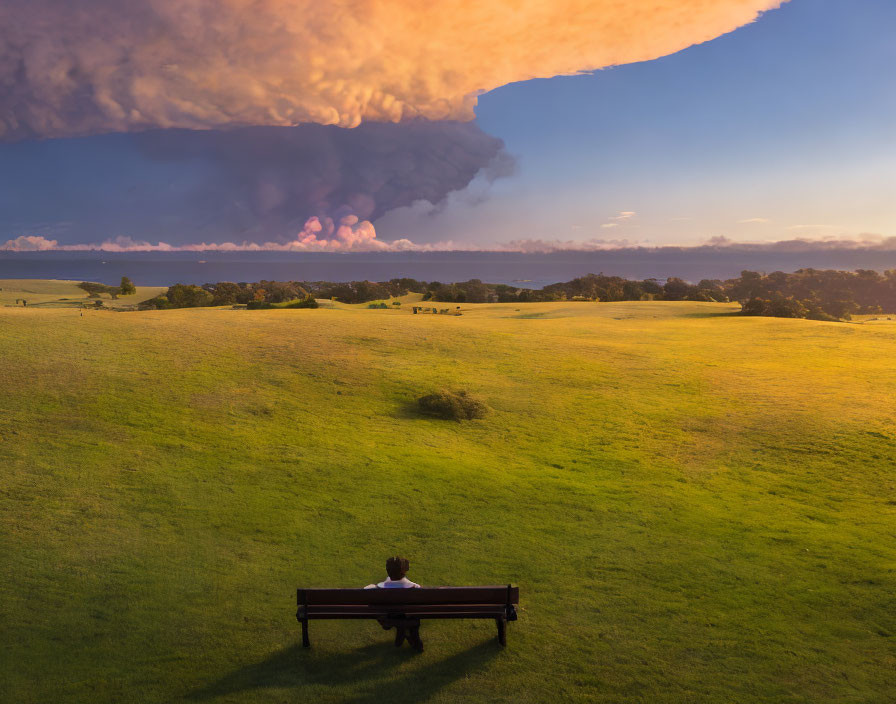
xmin=2 ymin=249 xmax=895 ymax=288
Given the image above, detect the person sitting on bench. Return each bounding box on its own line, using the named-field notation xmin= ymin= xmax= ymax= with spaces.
xmin=364 ymin=556 xmax=424 ymax=650
xmin=364 ymin=556 xmax=421 ymax=589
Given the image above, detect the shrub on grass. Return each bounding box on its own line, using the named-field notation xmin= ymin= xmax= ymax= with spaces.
xmin=282 ymin=295 xmax=319 ymax=309
xmin=806 ymin=308 xmax=840 ymax=322
xmin=417 ymin=389 xmax=489 ymax=421
xmin=246 ymin=300 xmax=274 ymax=309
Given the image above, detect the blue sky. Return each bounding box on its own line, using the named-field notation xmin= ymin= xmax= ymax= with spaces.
xmin=1 ymin=0 xmax=894 ymax=250
xmin=380 ymin=0 xmax=896 ymax=247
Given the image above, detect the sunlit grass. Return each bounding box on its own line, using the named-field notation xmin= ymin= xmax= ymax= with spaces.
xmin=1 ymin=291 xmax=894 ymax=703
xmin=0 ymin=278 xmax=166 ymax=309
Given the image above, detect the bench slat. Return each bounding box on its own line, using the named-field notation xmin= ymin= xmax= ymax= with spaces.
xmin=297 ymin=586 xmax=519 ymax=606
xmin=299 ymin=604 xmax=507 ymax=615
xmin=302 ymin=611 xmax=507 ymax=620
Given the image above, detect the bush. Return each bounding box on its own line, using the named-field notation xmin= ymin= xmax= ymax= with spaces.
xmin=368 ymin=302 xmax=389 ymax=309
xmin=417 ymin=390 xmax=489 ymax=421
xmin=246 ymin=300 xmax=274 ymax=310
xmin=805 ymin=308 xmax=840 ymax=322
xmin=139 ymin=295 xmax=167 ymax=310
xmin=282 ymin=295 xmax=319 ymax=309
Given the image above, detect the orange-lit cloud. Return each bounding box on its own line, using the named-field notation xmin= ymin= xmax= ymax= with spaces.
xmin=1 ymin=0 xmax=786 ymax=140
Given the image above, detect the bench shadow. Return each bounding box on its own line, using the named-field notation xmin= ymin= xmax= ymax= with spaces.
xmin=187 ymin=638 xmax=500 ymax=704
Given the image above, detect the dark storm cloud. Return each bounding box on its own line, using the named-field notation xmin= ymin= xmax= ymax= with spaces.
xmin=133 ymin=121 xmax=512 ymax=227
xmin=0 ymin=121 xmax=512 ymax=247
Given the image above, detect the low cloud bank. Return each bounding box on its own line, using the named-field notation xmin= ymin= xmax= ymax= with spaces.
xmin=6 ymin=234 xmax=895 ymax=255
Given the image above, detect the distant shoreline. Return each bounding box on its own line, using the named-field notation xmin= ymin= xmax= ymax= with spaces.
xmin=3 ymin=248 xmax=896 ymax=288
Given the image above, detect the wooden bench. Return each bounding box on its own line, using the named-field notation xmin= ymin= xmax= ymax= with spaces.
xmin=296 ymin=585 xmax=519 ymax=648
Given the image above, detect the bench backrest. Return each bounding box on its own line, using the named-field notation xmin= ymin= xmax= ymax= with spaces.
xmin=297 ymin=585 xmax=518 ymax=607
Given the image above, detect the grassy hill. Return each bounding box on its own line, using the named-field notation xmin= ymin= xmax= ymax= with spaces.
xmin=0 ymin=279 xmax=167 ymax=309
xmin=1 ymin=297 xmax=894 ymax=703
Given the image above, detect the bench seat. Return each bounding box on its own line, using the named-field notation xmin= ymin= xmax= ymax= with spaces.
xmin=296 ymin=585 xmax=519 ymax=647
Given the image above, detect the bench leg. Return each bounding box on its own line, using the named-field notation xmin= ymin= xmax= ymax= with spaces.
xmin=394 ymin=627 xmax=406 ymax=647
xmin=496 ymin=618 xmax=506 ymax=646
xmin=409 ymin=625 xmax=424 ymax=652
xmin=301 ymin=619 xmax=310 ymax=648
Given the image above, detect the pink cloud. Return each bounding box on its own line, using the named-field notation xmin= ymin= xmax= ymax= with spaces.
xmin=2 ymin=235 xmax=61 ymax=251
xmin=6 ymin=232 xmax=896 ymax=255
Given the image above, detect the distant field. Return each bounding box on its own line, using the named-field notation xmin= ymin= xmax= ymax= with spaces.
xmin=0 ymin=278 xmax=167 ymax=309
xmin=1 ymin=292 xmax=894 ymax=703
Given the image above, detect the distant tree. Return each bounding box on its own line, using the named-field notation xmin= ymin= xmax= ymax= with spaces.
xmin=694 ymin=279 xmax=727 ymax=302
xmin=388 ymin=277 xmax=428 ymax=294
xmin=258 ymin=280 xmax=306 ymax=303
xmin=78 ymin=281 xmax=118 ymax=298
xmin=741 ymin=297 xmax=768 ymax=316
xmin=119 ymin=276 xmax=136 ymax=295
xmin=494 ymin=284 xmax=520 ymax=302
xmin=640 ymin=279 xmax=663 ymax=296
xmin=689 ymin=289 xmax=717 ymax=302
xmin=457 ymin=279 xmax=491 ymax=303
xmin=164 ymin=284 xmax=213 ymax=308
xmin=207 ymin=281 xmax=243 ymax=306
xmin=622 ymin=280 xmax=645 ymax=300
xmin=765 ymin=296 xmax=808 ymax=319
xmin=727 ymin=270 xmax=764 ymax=301
xmin=662 ymin=277 xmax=692 ymax=301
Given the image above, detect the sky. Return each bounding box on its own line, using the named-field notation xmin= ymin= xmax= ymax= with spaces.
xmin=1 ymin=0 xmax=894 ymax=252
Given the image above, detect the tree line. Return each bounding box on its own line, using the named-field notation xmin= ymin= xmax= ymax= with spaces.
xmin=423 ymin=270 xmax=896 ymax=320
xmin=78 ymin=277 xmax=136 ymax=300
xmin=136 ymin=269 xmax=896 ymax=321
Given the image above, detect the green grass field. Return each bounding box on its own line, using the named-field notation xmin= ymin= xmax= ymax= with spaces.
xmin=1 ymin=282 xmax=894 ymax=703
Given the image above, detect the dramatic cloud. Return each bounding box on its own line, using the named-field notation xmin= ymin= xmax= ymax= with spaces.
xmin=0 ymin=121 xmax=512 ymax=246
xmin=133 ymin=120 xmax=513 ymax=232
xmin=1 ymin=0 xmax=786 ymax=141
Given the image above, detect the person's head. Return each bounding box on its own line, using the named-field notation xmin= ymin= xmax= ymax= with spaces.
xmin=385 ymin=556 xmax=410 ymax=581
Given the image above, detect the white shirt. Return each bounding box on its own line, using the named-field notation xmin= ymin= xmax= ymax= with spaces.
xmin=364 ymin=576 xmax=421 ymax=589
